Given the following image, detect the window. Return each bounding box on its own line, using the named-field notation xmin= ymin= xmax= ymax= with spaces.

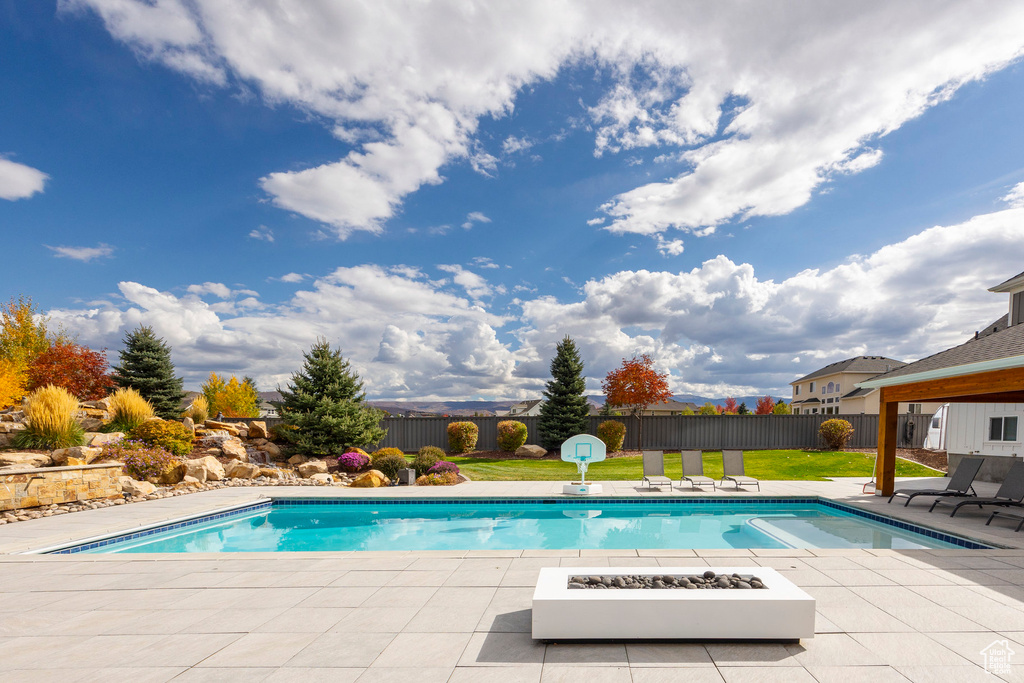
xmin=907 ymin=404 xmax=921 ymax=414
xmin=836 ymin=384 xmax=840 ymax=393
xmin=826 ymin=382 xmax=835 ymax=393
xmin=793 ymin=408 xmax=800 ymax=415
xmin=794 ymin=385 xmax=800 ymax=396
xmin=809 ymin=381 xmax=815 ymax=392
xmin=989 ymin=416 xmax=1019 ymax=442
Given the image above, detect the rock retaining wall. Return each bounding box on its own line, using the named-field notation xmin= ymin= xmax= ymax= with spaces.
xmin=0 ymin=464 xmax=122 ymax=511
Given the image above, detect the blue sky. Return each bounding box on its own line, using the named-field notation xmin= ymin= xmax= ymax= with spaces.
xmin=3 ymin=1 xmax=1024 ymax=400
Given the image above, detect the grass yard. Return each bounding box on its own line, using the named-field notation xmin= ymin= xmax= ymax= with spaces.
xmin=445 ymin=450 xmax=942 ymax=482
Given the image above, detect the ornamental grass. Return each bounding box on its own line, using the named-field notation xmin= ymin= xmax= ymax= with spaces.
xmin=106 ymin=387 xmax=155 ymax=432
xmin=12 ymin=384 xmax=85 ymax=449
xmin=184 ymin=394 xmax=209 ymax=424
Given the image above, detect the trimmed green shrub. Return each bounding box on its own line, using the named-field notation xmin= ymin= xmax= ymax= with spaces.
xmin=412 ymin=448 xmax=442 ymax=476
xmin=819 ymin=419 xmax=854 ymax=450
xmin=130 ymin=419 xmax=194 ymax=457
xmin=447 ymin=421 xmax=479 ymax=453
xmin=372 ymin=453 xmax=409 ymax=481
xmin=596 ymin=420 xmax=626 ymax=452
xmin=497 ymin=420 xmax=528 ymax=452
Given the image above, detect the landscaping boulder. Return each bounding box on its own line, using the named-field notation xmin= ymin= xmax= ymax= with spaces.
xmin=87 ymin=432 xmax=124 ymax=448
xmin=182 ymin=416 xmax=195 ymax=433
xmin=120 ymin=477 xmax=156 ymax=497
xmin=261 ymin=441 xmax=283 ymax=460
xmin=288 ymin=454 xmax=308 ymax=466
xmin=79 ymin=417 xmax=106 ymax=431
xmin=297 ymin=460 xmax=328 ymax=478
xmin=220 ymin=438 xmax=248 ymax=461
xmin=351 ymin=469 xmax=389 ymax=488
xmin=181 ymin=475 xmax=203 ymax=486
xmin=50 ymin=446 xmax=103 ymax=467
xmin=204 ymin=420 xmax=240 ymax=436
xmin=186 ymin=456 xmax=225 ymax=483
xmin=516 ymin=444 xmax=547 ymax=458
xmin=248 ymin=421 xmax=268 ymax=439
xmin=149 ymin=460 xmax=187 ymax=485
xmin=0 ymin=422 xmax=25 ymax=434
xmin=310 ymin=473 xmax=334 ymax=485
xmin=259 ymin=467 xmax=286 ymax=479
xmin=225 ymin=461 xmax=261 ymax=479
xmin=0 ymin=452 xmax=53 ymax=468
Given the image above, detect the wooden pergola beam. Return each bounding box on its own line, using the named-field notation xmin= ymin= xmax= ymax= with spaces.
xmin=874 ymin=366 xmax=1024 ymax=495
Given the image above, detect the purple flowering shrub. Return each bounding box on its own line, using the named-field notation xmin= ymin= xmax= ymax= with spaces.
xmin=337 ymin=451 xmax=370 ymax=473
xmin=416 ymin=471 xmax=459 ymax=486
xmin=428 ymin=460 xmax=459 ymax=476
xmin=103 ymin=439 xmax=182 ymax=480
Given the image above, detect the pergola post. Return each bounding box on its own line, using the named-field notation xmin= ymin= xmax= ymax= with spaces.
xmin=877 ymin=391 xmax=899 ymax=496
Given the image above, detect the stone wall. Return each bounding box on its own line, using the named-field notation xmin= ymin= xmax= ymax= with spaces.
xmin=0 ymin=464 xmax=123 ymax=511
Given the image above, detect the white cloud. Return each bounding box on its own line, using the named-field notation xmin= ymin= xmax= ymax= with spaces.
xmin=655 ymin=235 xmax=685 ymax=256
xmin=0 ymin=156 xmax=49 ymax=200
xmin=277 ymin=272 xmax=306 ymax=283
xmin=45 ymin=243 xmax=114 ymax=262
xmin=502 ymin=135 xmax=534 ymax=154
xmin=1002 ymin=181 xmax=1024 ymax=209
xmin=437 ymin=264 xmax=495 ymax=300
xmin=186 ymin=282 xmax=233 ymax=299
xmin=472 ymin=256 xmax=500 ymax=269
xmin=462 ymin=211 xmax=492 ymax=230
xmin=72 ymin=2 xmax=1024 ymax=245
xmin=248 ymin=226 xmax=274 ymax=241
xmin=586 ymin=217 xmax=606 ymax=226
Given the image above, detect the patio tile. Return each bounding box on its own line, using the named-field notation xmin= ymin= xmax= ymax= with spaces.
xmin=330 ymin=571 xmax=400 ymax=587
xmin=183 ymin=608 xmax=288 ymax=633
xmin=253 ymin=607 xmax=353 ymax=633
xmin=331 ymin=607 xmax=420 ymax=633
xmin=459 ymin=631 xmax=546 ymax=667
xmin=893 ymin=665 xmax=993 ymax=682
xmin=170 ymin=667 xmax=274 ymax=682
xmin=365 ymin=585 xmax=438 ymax=609
xmin=704 ymin=643 xmax=801 ymax=667
xmin=263 ymin=668 xmax=362 ymax=682
xmin=285 ymin=632 xmax=395 ymax=668
xmin=540 ymin=666 xmax=632 ymax=682
xmin=385 ymin=569 xmax=453 ymax=586
xmin=718 ymin=668 xmax=816 ymax=682
xmin=624 ymin=643 xmax=713 ymax=667
xmin=784 ymin=633 xmax=884 ymax=667
xmin=544 ymin=643 xmax=628 ymax=666
xmin=75 ymin=667 xmax=188 ymax=683
xmin=132 ymin=633 xmax=241 ymax=667
xmin=824 ymin=569 xmax=896 ymax=586
xmin=355 ymin=668 xmax=452 ymax=682
xmin=477 ymin=587 xmax=533 ymax=633
xmin=405 ymin=586 xmax=496 ymax=632
xmin=373 ymin=631 xmax=472 ymax=668
xmin=802 ymin=665 xmax=908 ymax=682
xmin=849 ymin=631 xmax=974 ymax=666
xmin=448 ymin=665 xmax=543 ymax=682
xmin=199 ymin=632 xmax=320 ymax=668
xmin=629 ymin=668 xmax=725 ymax=682
xmin=298 ymin=586 xmax=380 ymax=608
xmin=270 ymin=571 xmax=347 ymax=588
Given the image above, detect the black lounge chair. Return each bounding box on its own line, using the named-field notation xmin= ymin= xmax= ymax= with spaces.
xmin=937 ymin=460 xmax=1024 ymax=517
xmin=887 ymin=457 xmax=982 ymax=507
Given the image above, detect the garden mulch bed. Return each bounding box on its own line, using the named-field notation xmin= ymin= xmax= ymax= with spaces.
xmin=847 ymin=447 xmax=948 ymax=473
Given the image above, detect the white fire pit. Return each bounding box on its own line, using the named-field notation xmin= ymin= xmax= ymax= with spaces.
xmin=532 ymin=566 xmax=815 ymax=641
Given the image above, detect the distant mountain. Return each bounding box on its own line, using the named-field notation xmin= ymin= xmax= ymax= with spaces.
xmin=368 ymin=400 xmax=517 ymax=417
xmin=589 ymin=394 xmax=788 ymax=408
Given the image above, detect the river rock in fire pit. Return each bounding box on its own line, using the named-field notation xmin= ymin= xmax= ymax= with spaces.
xmin=568 ymin=571 xmax=767 ymax=590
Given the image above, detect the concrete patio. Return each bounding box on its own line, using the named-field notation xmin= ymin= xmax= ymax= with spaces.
xmin=2 ymin=478 xmax=1024 ymax=681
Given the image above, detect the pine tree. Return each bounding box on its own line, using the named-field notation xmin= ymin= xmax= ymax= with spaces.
xmin=111 ymin=326 xmax=185 ymax=419
xmin=538 ymin=336 xmax=590 ymax=449
xmin=278 ymin=338 xmax=386 ymax=456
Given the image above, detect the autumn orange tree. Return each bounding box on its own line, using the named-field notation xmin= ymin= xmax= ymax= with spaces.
xmin=754 ymin=395 xmax=776 ymax=414
xmin=722 ymin=397 xmax=739 ymax=414
xmin=0 ymin=296 xmax=69 ymax=407
xmin=26 ymin=342 xmax=115 ymax=400
xmin=601 ymin=353 xmax=673 ymax=448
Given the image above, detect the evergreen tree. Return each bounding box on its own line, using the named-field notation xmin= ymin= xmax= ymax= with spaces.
xmin=278 ymin=338 xmax=386 ymax=456
xmin=737 ymin=402 xmax=750 ymax=415
xmin=111 ymin=326 xmax=184 ymax=419
xmin=538 ymin=336 xmax=590 ymax=449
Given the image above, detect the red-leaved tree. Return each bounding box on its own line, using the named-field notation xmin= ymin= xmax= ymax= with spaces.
xmin=754 ymin=395 xmax=776 ymax=415
xmin=27 ymin=342 xmax=115 ymax=400
xmin=723 ymin=397 xmax=738 ymax=414
xmin=601 ymin=354 xmax=673 ymax=448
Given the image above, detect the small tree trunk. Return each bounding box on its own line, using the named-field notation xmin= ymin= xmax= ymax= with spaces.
xmin=636 ymin=412 xmax=643 ymax=450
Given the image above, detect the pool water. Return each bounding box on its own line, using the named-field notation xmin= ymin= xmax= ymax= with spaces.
xmin=73 ymin=500 xmax=972 ymax=553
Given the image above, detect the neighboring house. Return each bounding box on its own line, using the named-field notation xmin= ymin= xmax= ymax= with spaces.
xmin=789 ymin=356 xmax=942 ymax=416
xmin=494 ymin=399 xmax=543 ymax=417
xmin=915 ymin=270 xmax=1024 ymax=480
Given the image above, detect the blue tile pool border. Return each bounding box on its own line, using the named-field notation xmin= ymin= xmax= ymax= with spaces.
xmin=45 ymin=496 xmax=993 ymax=554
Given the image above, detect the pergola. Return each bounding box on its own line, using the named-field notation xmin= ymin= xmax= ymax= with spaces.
xmin=858 ymin=270 xmax=1024 ymax=495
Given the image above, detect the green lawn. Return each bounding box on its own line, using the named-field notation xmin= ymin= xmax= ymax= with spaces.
xmin=443 ymin=450 xmax=942 ymax=482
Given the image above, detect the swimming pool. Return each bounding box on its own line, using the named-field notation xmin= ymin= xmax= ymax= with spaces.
xmin=50 ymin=497 xmax=989 ymax=554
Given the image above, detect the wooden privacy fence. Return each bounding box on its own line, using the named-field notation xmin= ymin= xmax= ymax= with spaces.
xmin=227 ymin=413 xmax=931 ymax=451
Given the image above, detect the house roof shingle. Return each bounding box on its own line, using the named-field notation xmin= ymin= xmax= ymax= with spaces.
xmin=791 ymin=356 xmax=906 ymax=384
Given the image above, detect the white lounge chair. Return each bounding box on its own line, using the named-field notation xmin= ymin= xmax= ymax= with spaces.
xmin=642 ymin=450 xmax=672 ymax=490
xmin=680 ymin=450 xmax=716 ymax=490
xmin=721 ymin=450 xmax=759 ymax=490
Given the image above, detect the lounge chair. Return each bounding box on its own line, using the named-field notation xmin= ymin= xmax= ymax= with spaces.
xmin=934 ymin=460 xmax=1024 ymax=516
xmin=887 ymin=457 xmax=982 ymax=507
xmin=680 ymin=450 xmax=716 ymax=490
xmin=641 ymin=450 xmax=672 ymax=490
xmin=721 ymin=450 xmax=759 ymax=490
